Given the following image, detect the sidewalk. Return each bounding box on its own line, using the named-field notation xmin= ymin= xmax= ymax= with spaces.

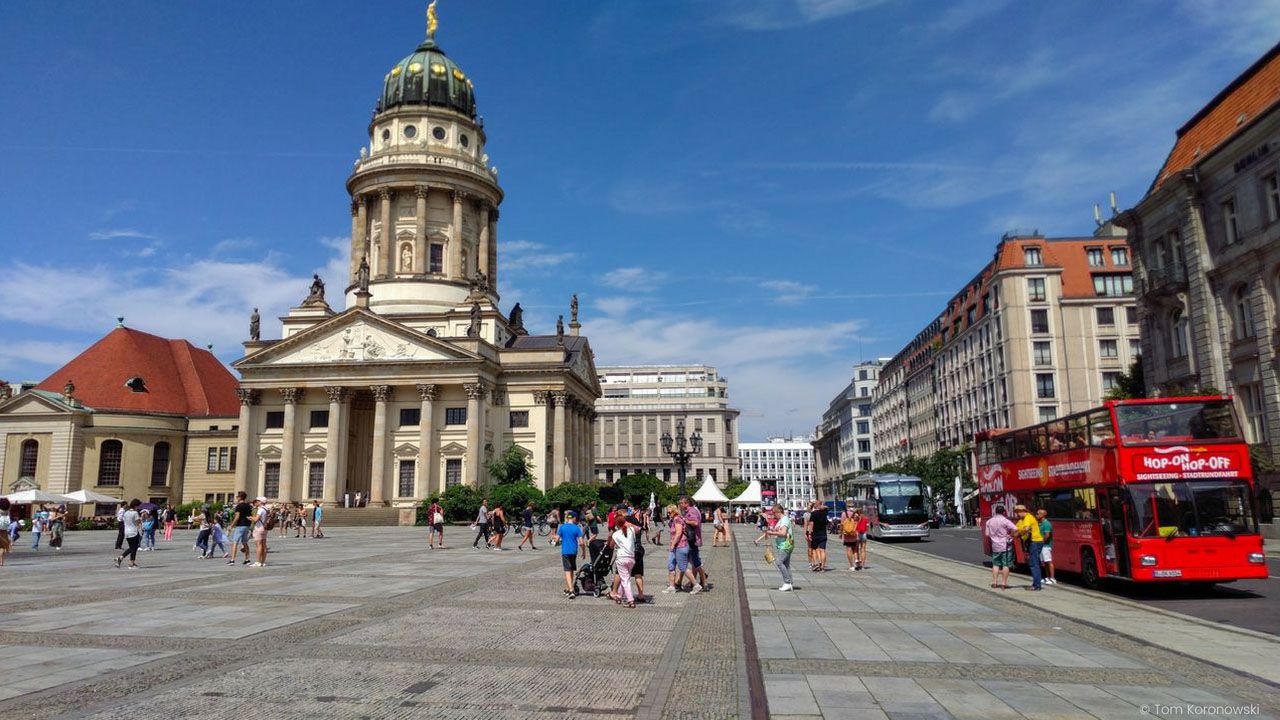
xmin=876 ymin=541 xmax=1280 ymax=687
xmin=736 ymin=533 xmax=1280 ymax=720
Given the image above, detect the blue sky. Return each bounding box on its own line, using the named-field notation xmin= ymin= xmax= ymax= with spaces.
xmin=1 ymin=0 xmax=1277 ymax=440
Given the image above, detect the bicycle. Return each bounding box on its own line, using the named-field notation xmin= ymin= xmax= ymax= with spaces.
xmin=534 ymin=514 xmax=551 ymax=536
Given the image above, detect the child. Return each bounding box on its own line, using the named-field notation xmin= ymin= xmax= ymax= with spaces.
xmin=141 ymin=510 xmax=157 ymax=551
xmin=209 ymin=519 xmax=228 ymax=558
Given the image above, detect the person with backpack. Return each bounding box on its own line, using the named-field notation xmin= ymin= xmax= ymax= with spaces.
xmin=162 ymin=504 xmax=176 ymax=541
xmin=840 ymin=506 xmax=860 ymax=571
xmin=756 ymin=504 xmax=795 ymax=592
xmin=426 ymin=499 xmax=446 ymax=548
xmin=0 ymin=497 xmax=12 ymax=566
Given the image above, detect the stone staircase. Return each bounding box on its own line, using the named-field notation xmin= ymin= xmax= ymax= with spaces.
xmin=320 ymin=507 xmax=410 ymax=527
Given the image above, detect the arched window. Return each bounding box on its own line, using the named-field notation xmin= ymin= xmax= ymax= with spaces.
xmin=98 ymin=439 xmax=123 ymax=486
xmin=1170 ymin=309 xmax=1189 ymax=358
xmin=150 ymin=441 xmax=170 ymax=487
xmin=1232 ymin=285 xmax=1255 ymax=340
xmin=18 ymin=439 xmax=38 ymax=478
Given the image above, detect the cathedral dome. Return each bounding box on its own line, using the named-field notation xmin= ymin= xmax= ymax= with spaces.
xmin=376 ymin=38 xmax=476 ymax=118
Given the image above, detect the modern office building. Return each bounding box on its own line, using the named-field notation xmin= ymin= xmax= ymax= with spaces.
xmin=739 ymin=436 xmax=816 ymax=510
xmin=873 ymin=225 xmax=1141 ymax=455
xmin=813 ymin=360 xmax=884 ymax=499
xmin=1117 ymin=40 xmax=1280 ymax=467
xmin=593 ymin=365 xmax=741 ymax=486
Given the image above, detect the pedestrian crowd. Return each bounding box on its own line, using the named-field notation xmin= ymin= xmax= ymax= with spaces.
xmin=753 ymin=501 xmax=874 ymax=592
xmin=983 ymin=503 xmax=1055 ymax=590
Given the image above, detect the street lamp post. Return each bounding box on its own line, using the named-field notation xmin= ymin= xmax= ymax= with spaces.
xmin=660 ymin=419 xmax=703 ymax=497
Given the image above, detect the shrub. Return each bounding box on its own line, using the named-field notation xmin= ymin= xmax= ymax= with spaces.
xmin=439 ymin=484 xmax=483 ymax=522
xmin=545 ymin=482 xmax=601 ymax=514
xmin=615 ymin=474 xmax=666 ymax=507
xmin=490 ymin=481 xmax=546 ymax=515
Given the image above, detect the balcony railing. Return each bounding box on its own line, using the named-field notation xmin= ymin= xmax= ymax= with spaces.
xmin=353 ymin=151 xmax=495 ymax=180
xmin=1143 ymin=262 xmax=1187 ymax=295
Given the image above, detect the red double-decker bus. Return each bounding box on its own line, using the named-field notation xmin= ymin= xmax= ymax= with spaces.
xmin=974 ymin=397 xmax=1267 ymax=587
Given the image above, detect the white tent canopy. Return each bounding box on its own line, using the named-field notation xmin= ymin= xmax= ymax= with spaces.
xmin=729 ymin=480 xmax=763 ymax=504
xmin=63 ymin=489 xmax=123 ymax=505
xmin=3 ymin=489 xmax=74 ymax=505
xmin=691 ymin=476 xmax=730 ymax=504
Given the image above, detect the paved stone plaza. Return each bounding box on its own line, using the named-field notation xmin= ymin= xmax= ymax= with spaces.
xmin=0 ymin=527 xmax=1276 ymax=719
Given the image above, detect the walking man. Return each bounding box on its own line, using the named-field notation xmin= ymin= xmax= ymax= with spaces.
xmin=312 ymin=500 xmax=325 ymax=539
xmin=805 ymin=501 xmax=829 ymax=572
xmin=472 ymin=499 xmax=491 ymax=549
xmin=113 ymin=499 xmax=143 ymax=569
xmin=227 ymin=491 xmax=253 ymax=566
xmin=558 ymin=510 xmax=583 ymax=598
xmin=1014 ymin=505 xmax=1044 ymax=590
xmin=678 ymin=497 xmax=707 ymax=592
xmin=1037 ymin=508 xmax=1056 ymax=585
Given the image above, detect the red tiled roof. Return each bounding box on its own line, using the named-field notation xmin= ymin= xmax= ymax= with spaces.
xmin=36 ymin=327 xmax=239 ymax=417
xmin=1151 ymin=41 xmax=1280 ymax=193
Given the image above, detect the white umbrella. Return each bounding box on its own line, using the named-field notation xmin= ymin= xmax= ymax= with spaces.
xmin=4 ymin=489 xmax=74 ymax=505
xmin=63 ymin=489 xmax=123 ymax=505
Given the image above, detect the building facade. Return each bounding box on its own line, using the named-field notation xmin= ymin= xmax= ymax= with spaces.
xmin=1118 ymin=41 xmax=1280 ymax=466
xmin=592 ymin=365 xmax=741 ymax=486
xmin=231 ymin=13 xmax=599 ymax=508
xmin=739 ymin=437 xmax=815 ymax=510
xmin=813 ymin=360 xmax=883 ymax=499
xmin=0 ymin=326 xmax=240 ymax=510
xmin=873 ymin=227 xmax=1141 ymax=455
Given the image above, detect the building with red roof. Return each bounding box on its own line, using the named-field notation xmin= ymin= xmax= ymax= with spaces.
xmin=1117 ymin=41 xmax=1280 ymax=470
xmin=0 ymin=323 xmax=240 ymax=509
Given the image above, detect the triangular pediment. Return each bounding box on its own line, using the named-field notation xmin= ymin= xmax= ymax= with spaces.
xmin=394 ymin=442 xmax=419 ymax=457
xmin=258 ymin=445 xmax=282 ymax=459
xmin=237 ymin=309 xmax=479 ymax=368
xmin=440 ymin=441 xmax=467 ymax=456
xmin=302 ymin=444 xmax=328 ymax=458
xmin=0 ymin=392 xmax=83 ymax=417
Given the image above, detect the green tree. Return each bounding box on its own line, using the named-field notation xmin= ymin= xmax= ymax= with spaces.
xmin=437 ymin=484 xmax=482 ymax=522
xmin=1104 ymin=359 xmax=1147 ymax=400
xmin=545 ymin=482 xmax=600 ymax=513
xmin=615 ymin=473 xmax=666 ymax=506
xmin=722 ymin=480 xmax=750 ymax=502
xmin=487 ymin=445 xmax=534 ymax=485
xmin=490 ymin=481 xmax=547 ymax=514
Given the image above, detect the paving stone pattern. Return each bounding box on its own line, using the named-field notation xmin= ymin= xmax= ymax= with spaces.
xmin=0 ymin=528 xmax=744 ymax=719
xmin=740 ymin=533 xmax=1280 ymax=719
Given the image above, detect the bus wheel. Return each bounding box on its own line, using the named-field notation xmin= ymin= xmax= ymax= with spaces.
xmin=1080 ymin=548 xmax=1100 ymax=589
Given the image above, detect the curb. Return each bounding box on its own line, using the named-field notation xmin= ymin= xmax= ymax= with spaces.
xmin=877 ymin=542 xmax=1280 ymax=690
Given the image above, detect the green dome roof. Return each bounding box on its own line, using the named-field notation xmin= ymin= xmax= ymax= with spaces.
xmin=377 ymin=39 xmax=476 ymax=118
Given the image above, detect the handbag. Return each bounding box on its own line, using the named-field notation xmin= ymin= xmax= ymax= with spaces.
xmin=433 ymin=512 xmax=444 ymax=525
xmin=763 ymin=546 xmax=775 ymax=564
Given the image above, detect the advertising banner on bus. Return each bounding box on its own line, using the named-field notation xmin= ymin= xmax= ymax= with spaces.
xmin=1126 ymin=445 xmax=1248 ymax=481
xmin=976 ymin=448 xmax=1112 ymax=495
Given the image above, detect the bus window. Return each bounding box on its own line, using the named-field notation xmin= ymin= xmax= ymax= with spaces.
xmin=1115 ymin=401 xmax=1239 ymax=445
xmin=1127 ymin=483 xmax=1196 ymax=537
xmin=1072 ymin=488 xmax=1097 ymax=519
xmin=1046 ymin=420 xmax=1069 ymax=451
xmin=1088 ymin=410 xmax=1115 ymax=446
xmin=1067 ymin=414 xmax=1089 ymax=449
xmin=1030 ymin=426 xmax=1049 ymax=454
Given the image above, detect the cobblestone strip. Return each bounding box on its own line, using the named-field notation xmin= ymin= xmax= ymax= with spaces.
xmin=731 ymin=537 xmax=768 ymax=720
xmin=6 ymin=550 xmax=549 ymax=720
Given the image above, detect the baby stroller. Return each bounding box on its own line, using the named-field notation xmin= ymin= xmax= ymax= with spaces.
xmin=575 ymin=541 xmax=614 ymax=597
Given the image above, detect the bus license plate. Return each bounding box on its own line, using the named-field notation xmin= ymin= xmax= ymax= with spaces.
xmin=1152 ymin=570 xmax=1183 ymax=578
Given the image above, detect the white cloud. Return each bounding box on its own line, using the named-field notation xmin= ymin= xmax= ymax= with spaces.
xmin=0 ymin=340 xmax=89 ymax=379
xmin=0 ymin=237 xmax=348 ymax=370
xmin=599 ymin=266 xmax=667 ymax=292
xmin=717 ymin=0 xmax=891 ymax=30
xmin=929 ymin=49 xmax=1067 ymax=123
xmin=761 ymin=279 xmax=817 ymax=304
xmin=596 ymin=296 xmax=641 ymax=316
xmin=503 ymin=240 xmax=576 ymax=272
xmin=88 ymin=229 xmax=156 ymax=241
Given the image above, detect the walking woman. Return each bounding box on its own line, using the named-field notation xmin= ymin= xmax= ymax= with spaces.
xmin=517 ymin=502 xmax=538 ymax=550
xmin=114 ymin=499 xmax=143 ymax=569
xmin=0 ymin=498 xmax=11 ymax=566
xmin=609 ymin=513 xmax=638 ymax=608
xmin=426 ymin=498 xmax=445 ymax=548
xmin=48 ymin=504 xmax=67 ymax=552
xmin=491 ymin=503 xmax=508 ymax=550
xmin=755 ymin=504 xmax=795 ymax=592
xmin=712 ymin=506 xmax=730 ymax=547
xmin=162 ymin=505 xmax=176 ymax=542
xmin=193 ymin=508 xmax=212 ymax=558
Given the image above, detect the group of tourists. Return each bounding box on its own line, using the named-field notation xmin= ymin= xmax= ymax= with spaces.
xmin=753 ymin=503 xmax=873 ymax=591
xmin=21 ymin=503 xmax=69 ymax=552
xmin=983 ymin=504 xmax=1056 ymax=590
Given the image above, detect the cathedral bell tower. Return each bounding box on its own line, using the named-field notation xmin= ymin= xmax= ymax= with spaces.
xmin=345 ymin=3 xmax=503 ymax=316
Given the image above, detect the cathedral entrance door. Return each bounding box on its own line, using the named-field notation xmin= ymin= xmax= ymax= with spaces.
xmin=345 ymin=394 xmax=374 ymax=502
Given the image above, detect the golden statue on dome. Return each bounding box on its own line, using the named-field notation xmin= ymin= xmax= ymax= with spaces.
xmin=427 ymin=1 xmax=438 ymax=40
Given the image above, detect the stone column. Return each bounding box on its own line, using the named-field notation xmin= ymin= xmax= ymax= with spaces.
xmin=465 ymin=382 xmax=486 ymax=487
xmin=279 ymin=388 xmax=301 ymax=502
xmin=477 ymin=202 xmax=491 ymax=280
xmin=587 ymin=410 xmax=598 ymax=483
xmin=552 ymin=390 xmax=568 ymax=485
xmin=414 ymin=186 xmax=429 ymax=274
xmin=533 ymin=390 xmax=551 ymax=489
xmin=489 ymin=209 xmax=499 ymax=293
xmin=323 ymin=386 xmax=346 ymax=503
xmin=234 ymin=388 xmax=258 ymax=496
xmin=349 ymin=198 xmax=363 ymax=284
xmin=416 ymin=384 xmax=437 ymax=497
xmin=370 ymin=385 xmax=391 ymax=505
xmin=451 ymin=190 xmax=465 ymax=279
xmin=379 ymin=188 xmax=395 ymax=279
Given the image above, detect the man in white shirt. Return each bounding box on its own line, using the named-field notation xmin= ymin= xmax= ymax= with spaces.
xmin=251 ymin=497 xmax=270 ymax=567
xmin=114 ymin=499 xmax=143 ymax=569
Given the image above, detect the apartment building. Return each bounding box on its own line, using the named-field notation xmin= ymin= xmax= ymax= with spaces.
xmin=873 ymin=227 xmax=1141 ymax=453
xmin=1118 ymin=41 xmax=1280 ymax=465
xmin=739 ymin=436 xmax=815 ymax=510
xmin=813 ymin=360 xmax=884 ymax=498
xmin=593 ymin=365 xmax=741 ymax=486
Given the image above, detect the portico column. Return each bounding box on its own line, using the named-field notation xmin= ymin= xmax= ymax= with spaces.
xmin=465 ymin=382 xmax=487 ymax=486
xmin=370 ymin=385 xmax=391 ymax=505
xmin=323 ymin=386 xmax=346 ymax=504
xmin=451 ymin=190 xmax=465 ymax=278
xmin=489 ymin=209 xmax=499 ymax=292
xmin=477 ymin=202 xmax=491 ymax=280
xmin=552 ymin=390 xmax=568 ymax=485
xmin=349 ymin=198 xmax=363 ymax=284
xmin=587 ymin=410 xmax=598 ymax=482
xmin=414 ymin=186 xmax=429 ymax=274
xmin=416 ymin=384 xmax=437 ymax=497
xmin=379 ymin=188 xmax=394 ymax=278
xmin=279 ymin=388 xmax=302 ymax=502
xmin=234 ymin=388 xmax=258 ymax=496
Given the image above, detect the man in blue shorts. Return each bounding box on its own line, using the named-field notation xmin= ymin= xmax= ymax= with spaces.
xmin=558 ymin=511 xmax=583 ymax=599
